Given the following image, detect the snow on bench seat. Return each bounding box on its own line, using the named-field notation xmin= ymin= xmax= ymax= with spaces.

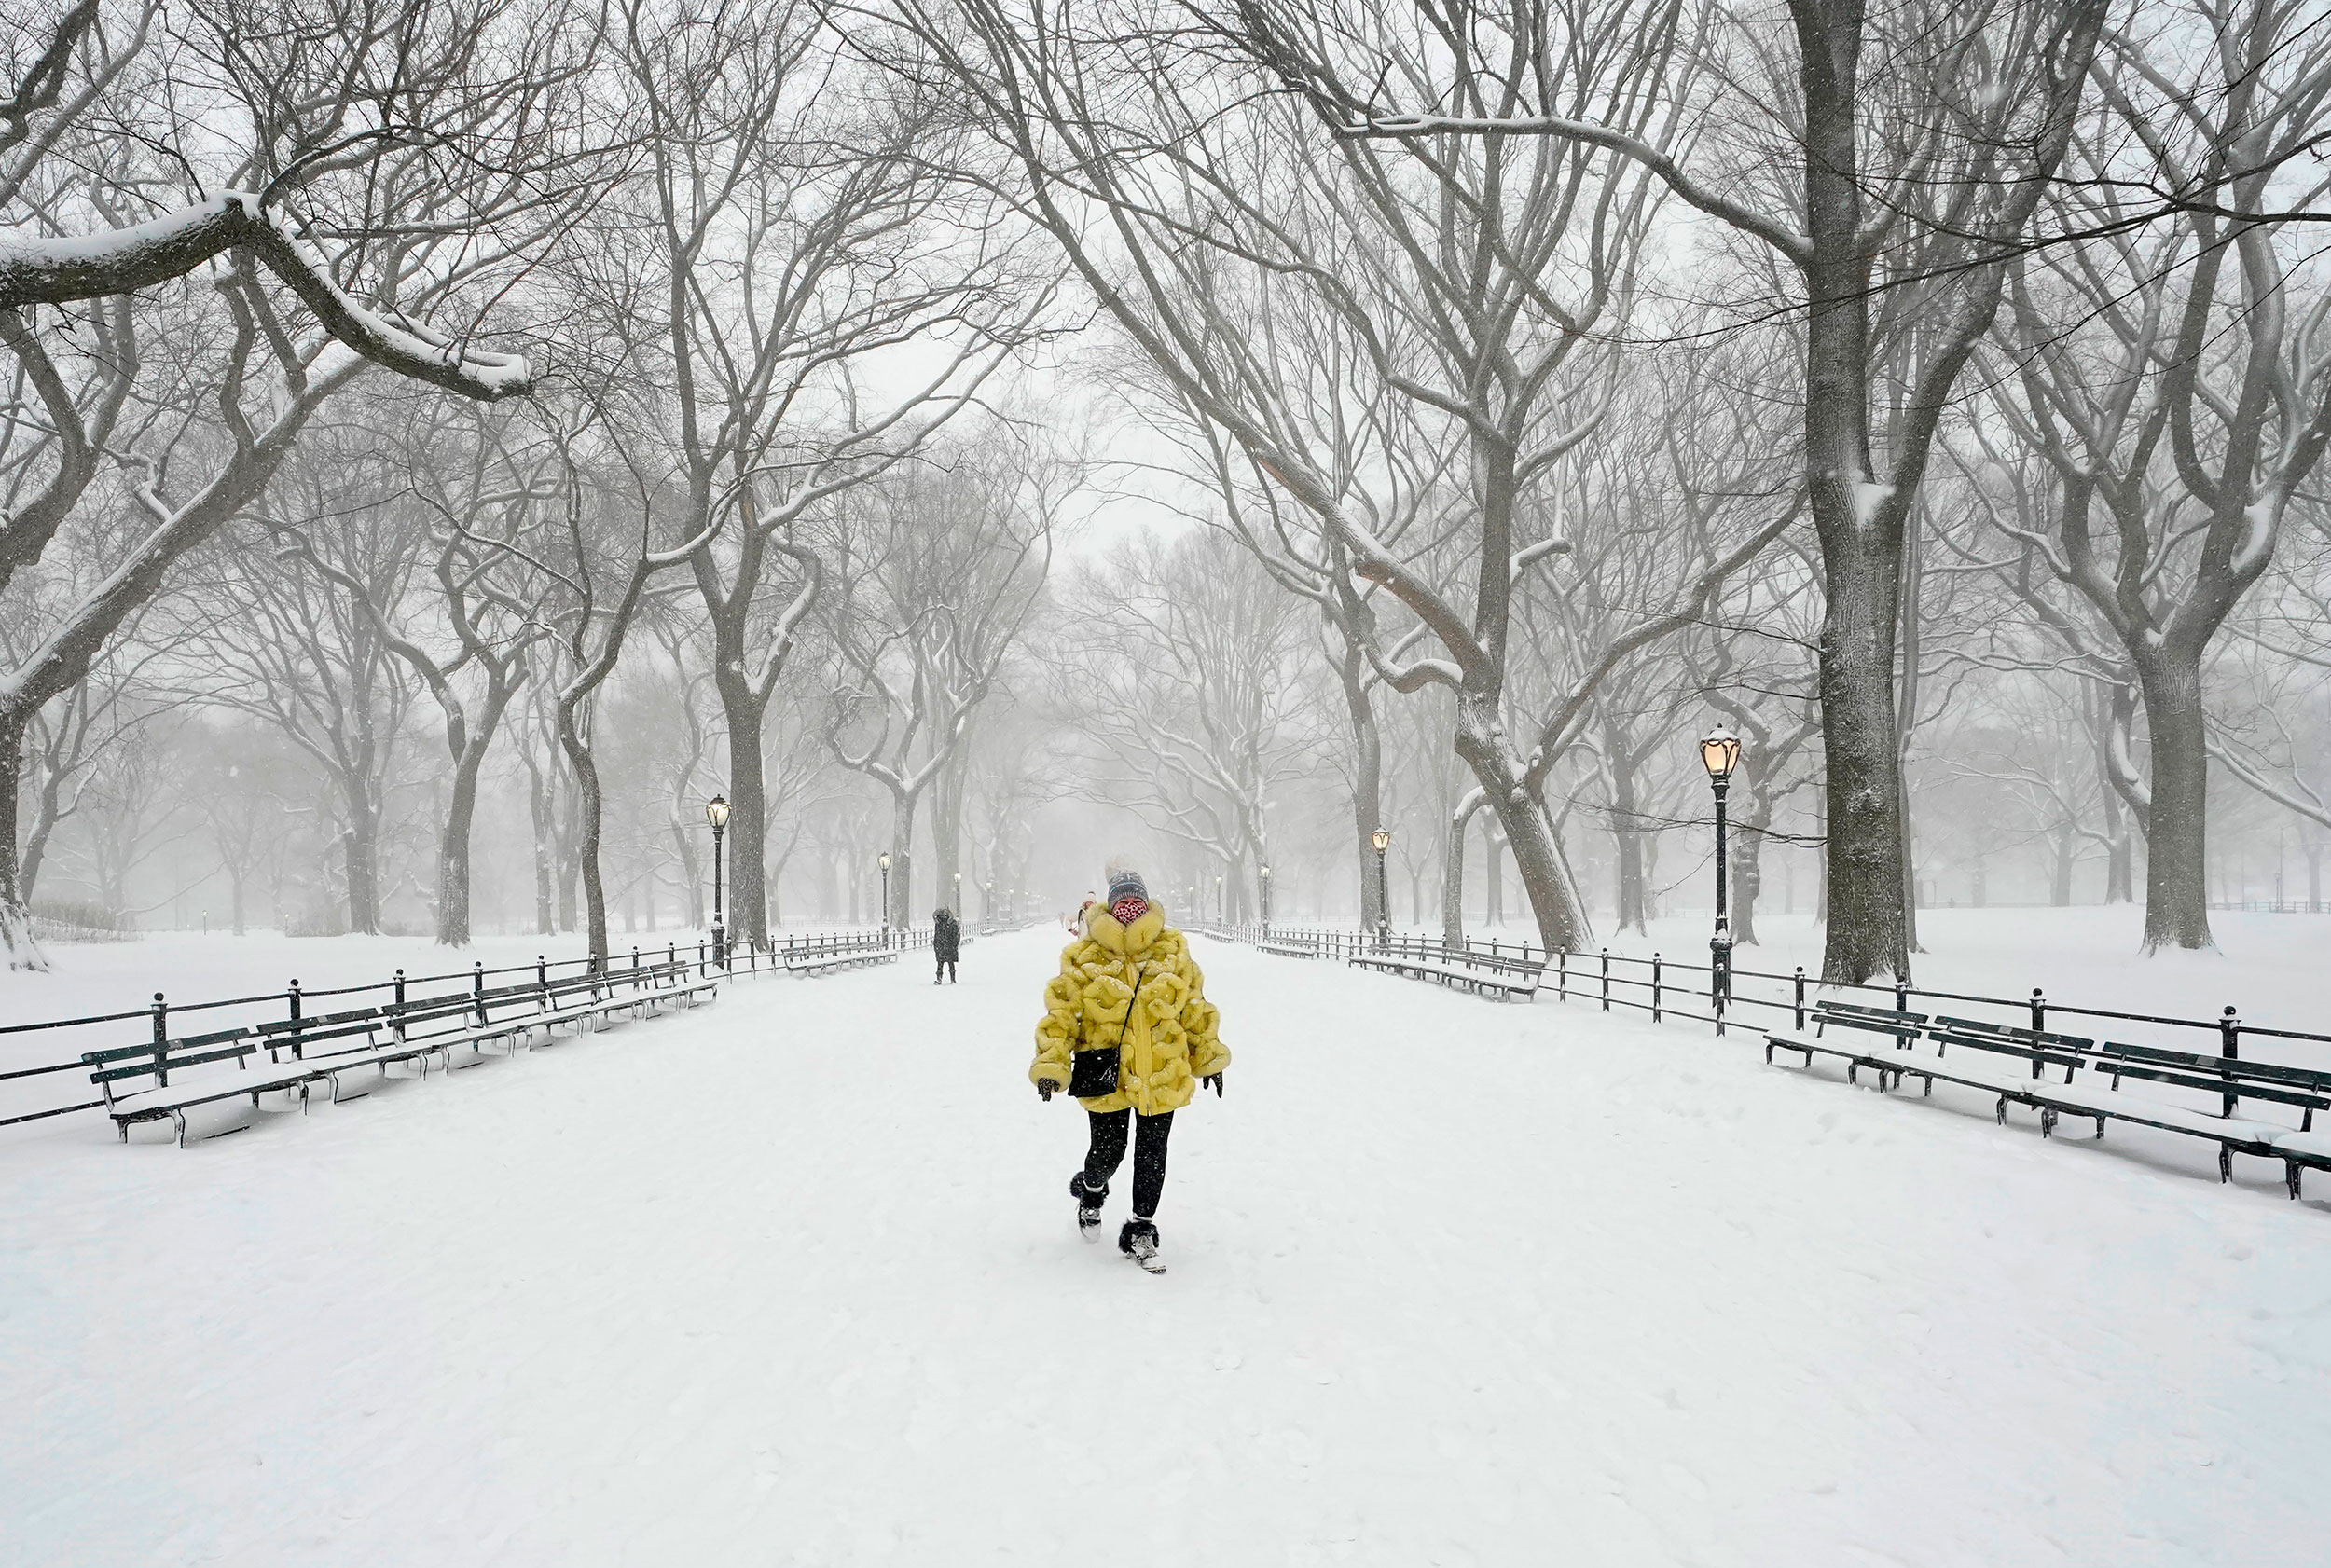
xmin=1768 ymin=1013 xmax=2314 ymax=1189
xmin=1347 ymin=954 xmax=1538 ymax=1000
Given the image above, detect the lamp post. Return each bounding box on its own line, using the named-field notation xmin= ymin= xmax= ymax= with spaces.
xmin=1260 ymin=864 xmax=1272 ymax=939
xmin=953 ymin=872 xmax=962 ymax=915
xmin=877 ymin=850 xmax=891 ymax=946
xmin=1699 ymin=726 xmax=1742 ymax=1035
xmin=705 ymin=796 xmax=730 ymax=967
xmin=1371 ymin=828 xmax=1392 ymax=950
xmin=1216 ymin=873 xmax=1224 ymax=927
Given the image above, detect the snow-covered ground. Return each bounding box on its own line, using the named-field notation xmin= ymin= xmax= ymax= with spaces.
xmin=5 ymin=925 xmax=2329 ymax=1566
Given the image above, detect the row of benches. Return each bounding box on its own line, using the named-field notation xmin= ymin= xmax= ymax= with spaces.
xmin=1766 ymin=1001 xmax=2331 ymax=1197
xmin=86 ymin=963 xmax=718 ymax=1148
xmin=1248 ymin=931 xmax=1546 ymax=1002
xmin=786 ymin=947 xmax=897 ymax=978
xmin=1347 ymin=949 xmax=1543 ymax=1001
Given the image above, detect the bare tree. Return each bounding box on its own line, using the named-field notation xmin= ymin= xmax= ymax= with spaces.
xmin=819 ymin=432 xmax=1057 ymax=926
xmin=1979 ymin=0 xmax=2331 ymax=949
xmin=0 ymin=0 xmax=591 ymax=964
xmin=1041 ymin=530 xmax=1318 ymax=916
xmin=607 ymin=0 xmax=1048 ymax=948
xmin=1231 ymin=0 xmax=2107 ymax=981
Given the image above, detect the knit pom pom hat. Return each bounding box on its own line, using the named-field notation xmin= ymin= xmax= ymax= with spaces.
xmin=1103 ymin=859 xmax=1151 ymax=924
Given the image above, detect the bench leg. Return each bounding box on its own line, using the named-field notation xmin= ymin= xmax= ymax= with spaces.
xmin=2092 ymin=1116 xmax=2104 ymax=1139
xmin=1995 ymin=1093 xmax=2009 ymax=1126
xmin=2218 ymin=1145 xmax=2232 ymax=1184
xmin=172 ymin=1108 xmax=187 ymax=1149
xmin=2040 ymin=1107 xmax=2057 ymax=1139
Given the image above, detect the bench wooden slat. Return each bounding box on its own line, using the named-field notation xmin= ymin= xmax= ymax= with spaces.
xmin=81 ymin=1026 xmax=254 ymax=1066
xmin=91 ymin=1043 xmax=255 ymax=1083
xmin=1930 ymin=1014 xmax=2095 ymax=1052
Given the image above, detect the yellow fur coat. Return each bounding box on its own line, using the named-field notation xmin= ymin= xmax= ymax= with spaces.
xmin=1029 ymin=901 xmax=1229 ymax=1115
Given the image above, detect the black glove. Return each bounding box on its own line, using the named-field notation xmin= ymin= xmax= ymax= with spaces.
xmin=1037 ymin=1080 xmax=1056 ymax=1102
xmin=1204 ymin=1073 xmax=1223 ymax=1097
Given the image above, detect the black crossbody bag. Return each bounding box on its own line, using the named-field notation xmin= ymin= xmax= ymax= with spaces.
xmin=1067 ymin=967 xmax=1144 ymax=1099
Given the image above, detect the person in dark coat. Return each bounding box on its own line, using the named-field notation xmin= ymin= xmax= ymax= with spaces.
xmin=932 ymin=907 xmax=960 ymax=983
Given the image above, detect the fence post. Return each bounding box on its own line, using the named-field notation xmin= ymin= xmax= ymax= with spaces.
xmin=1792 ymin=966 xmax=1806 ymax=1031
xmin=2219 ymin=1006 xmax=2241 ymax=1117
xmin=393 ymin=969 xmax=407 ymax=1040
xmin=474 ymin=961 xmax=488 ymax=1025
xmin=1558 ymin=950 xmax=1567 ymax=1002
xmin=151 ymin=992 xmax=169 ymax=1085
xmin=1651 ymin=953 xmax=1662 ymax=1022
xmin=1600 ymin=948 xmax=1610 ymax=1011
xmin=287 ymin=979 xmax=303 ymax=1059
xmin=2029 ymin=988 xmax=2046 ymax=1033
xmin=632 ymin=946 xmax=641 ymax=989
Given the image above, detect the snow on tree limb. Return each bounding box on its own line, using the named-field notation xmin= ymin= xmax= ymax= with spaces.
xmin=0 ymin=192 xmax=532 ymax=400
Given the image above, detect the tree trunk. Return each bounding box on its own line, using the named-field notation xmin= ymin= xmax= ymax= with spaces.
xmin=557 ymin=699 xmax=613 ymax=965
xmin=1496 ymin=792 xmax=1587 ymax=953
xmin=1813 ymin=536 xmax=1910 ymax=979
xmin=1796 ymin=4 xmax=1913 ymax=984
xmin=528 ymin=757 xmax=556 ymax=936
xmin=889 ymin=790 xmax=915 ymax=928
xmin=2050 ymin=823 xmax=2075 ymax=907
xmin=932 ymin=755 xmax=965 ymax=915
xmin=343 ymin=784 xmax=381 ymax=935
xmin=2101 ymin=780 xmax=2133 ymax=903
xmin=438 ymin=748 xmax=486 ymax=946
xmin=1336 ymin=634 xmax=1385 ymax=930
xmin=2135 ymin=654 xmax=2214 ymax=950
xmin=720 ymin=696 xmax=771 ymax=945
xmin=1607 ymin=727 xmax=1646 ymax=934
xmin=1731 ymin=821 xmax=1765 ymax=946
xmin=0 ymin=708 xmax=43 ymax=970
xmin=557 ymin=837 xmax=579 ymax=933
xmin=1441 ymin=791 xmax=1483 ymax=951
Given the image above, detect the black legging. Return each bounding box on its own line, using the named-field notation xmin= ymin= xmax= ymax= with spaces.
xmin=1083 ymin=1108 xmax=1174 ymax=1219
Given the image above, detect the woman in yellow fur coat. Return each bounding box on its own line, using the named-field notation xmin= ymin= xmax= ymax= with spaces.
xmin=1030 ymin=861 xmax=1228 ymax=1271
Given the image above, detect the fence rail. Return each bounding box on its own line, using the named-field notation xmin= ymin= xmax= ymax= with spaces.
xmin=0 ymin=925 xmax=928 ymax=1131
xmin=1209 ymin=923 xmax=2331 ymax=1071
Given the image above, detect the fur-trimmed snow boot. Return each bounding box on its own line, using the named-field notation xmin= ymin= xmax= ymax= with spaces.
xmin=1069 ymin=1172 xmax=1107 ymax=1241
xmin=1119 ymin=1217 xmax=1164 ymax=1273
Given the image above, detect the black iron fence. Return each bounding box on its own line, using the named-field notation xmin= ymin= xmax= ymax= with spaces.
xmin=1210 ymin=923 xmax=2331 ymax=1075
xmin=0 ymin=925 xmax=928 ymax=1132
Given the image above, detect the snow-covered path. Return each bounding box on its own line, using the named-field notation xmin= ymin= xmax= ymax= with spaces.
xmin=5 ymin=928 xmax=2327 ymax=1566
